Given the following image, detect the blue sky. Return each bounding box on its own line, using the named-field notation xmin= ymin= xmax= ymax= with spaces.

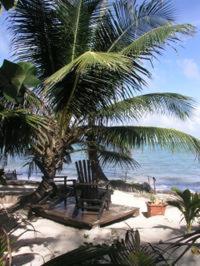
xmin=136 ymin=0 xmax=200 ymax=138
xmin=0 ymin=0 xmax=200 ymax=137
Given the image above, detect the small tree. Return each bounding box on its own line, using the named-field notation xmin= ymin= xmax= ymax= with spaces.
xmin=168 ymin=188 xmax=200 ymax=232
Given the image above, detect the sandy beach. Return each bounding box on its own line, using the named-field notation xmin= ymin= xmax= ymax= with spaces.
xmin=6 ymin=190 xmax=199 ymax=266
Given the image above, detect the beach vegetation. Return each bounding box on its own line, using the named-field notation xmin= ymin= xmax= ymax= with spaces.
xmin=42 ymin=229 xmax=167 ymax=266
xmin=1 ymin=0 xmax=200 ymax=207
xmin=168 ymin=188 xmax=200 ymax=232
xmin=42 ymin=228 xmax=200 ymax=265
xmin=0 ymin=0 xmax=17 ymax=11
xmin=0 ymin=227 xmax=11 ymax=266
xmin=109 ymin=179 xmax=152 ymax=192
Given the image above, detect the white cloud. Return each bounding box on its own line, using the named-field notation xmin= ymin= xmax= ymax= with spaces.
xmin=179 ymin=58 xmax=200 ymax=80
xmin=191 ymin=19 xmax=200 ymax=27
xmin=137 ymin=106 xmax=200 ymax=138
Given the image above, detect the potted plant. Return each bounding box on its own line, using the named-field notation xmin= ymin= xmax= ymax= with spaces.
xmin=146 ymin=194 xmax=167 ymax=217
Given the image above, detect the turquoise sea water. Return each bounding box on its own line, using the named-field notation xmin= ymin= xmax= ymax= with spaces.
xmin=3 ymin=147 xmax=200 ymax=192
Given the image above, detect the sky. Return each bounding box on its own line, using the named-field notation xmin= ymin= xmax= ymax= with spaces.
xmin=136 ymin=0 xmax=200 ymax=137
xmin=0 ymin=0 xmax=200 ymax=137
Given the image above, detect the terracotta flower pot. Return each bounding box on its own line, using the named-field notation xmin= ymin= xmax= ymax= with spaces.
xmin=146 ymin=202 xmax=167 ymax=217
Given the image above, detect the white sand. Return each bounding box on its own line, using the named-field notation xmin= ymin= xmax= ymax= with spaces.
xmin=10 ymin=190 xmax=199 ymax=265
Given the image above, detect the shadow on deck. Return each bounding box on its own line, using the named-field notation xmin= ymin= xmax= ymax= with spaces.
xmin=32 ymin=197 xmax=139 ymax=229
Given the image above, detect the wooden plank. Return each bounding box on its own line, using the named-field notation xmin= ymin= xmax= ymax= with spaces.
xmin=75 ymin=161 xmax=80 ymax=181
xmin=34 ymin=209 xmax=93 ymax=229
xmin=87 ymin=160 xmax=91 ymax=183
xmin=32 ymin=203 xmax=139 ymax=230
xmin=78 ymin=161 xmax=84 ymax=183
xmin=99 ymin=207 xmax=139 ymax=227
xmin=54 ymin=176 xmax=68 ymax=179
xmin=83 ymin=160 xmax=88 ymax=182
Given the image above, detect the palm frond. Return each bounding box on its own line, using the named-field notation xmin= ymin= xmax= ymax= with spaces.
xmin=122 ymin=23 xmax=195 ymax=57
xmin=44 ymin=51 xmax=131 ymax=89
xmin=0 ymin=109 xmax=48 ymax=155
xmin=9 ymin=0 xmax=109 ymax=77
xmin=42 ymin=229 xmax=166 ymax=266
xmin=95 ymin=126 xmax=200 ymax=155
xmin=9 ymin=0 xmax=67 ymax=77
xmin=93 ymin=93 xmax=194 ymax=122
xmin=164 ymin=229 xmax=200 ymax=264
xmin=44 ymin=51 xmax=133 ymax=115
xmin=69 ymin=0 xmax=106 ymax=61
xmin=23 ymin=156 xmax=39 ymax=179
xmin=97 ymin=147 xmax=140 ymax=169
xmin=90 ymin=2 xmax=194 ymax=97
xmin=167 ymin=199 xmax=185 ymax=213
xmin=94 ymin=0 xmax=176 ymax=52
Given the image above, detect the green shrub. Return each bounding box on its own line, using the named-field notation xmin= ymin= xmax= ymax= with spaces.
xmin=168 ymin=188 xmax=200 ymax=232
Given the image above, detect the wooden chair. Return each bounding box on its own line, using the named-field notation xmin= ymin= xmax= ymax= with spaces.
xmin=53 ymin=176 xmax=75 ymax=208
xmin=74 ymin=160 xmax=112 ymax=219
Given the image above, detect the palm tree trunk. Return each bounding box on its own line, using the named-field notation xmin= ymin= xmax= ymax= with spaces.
xmin=186 ymin=222 xmax=192 ymax=233
xmin=8 ymin=156 xmax=58 ymax=212
xmin=88 ymin=146 xmax=108 ymax=181
xmin=87 ymin=120 xmax=108 ymax=181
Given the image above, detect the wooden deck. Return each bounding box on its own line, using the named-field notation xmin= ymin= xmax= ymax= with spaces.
xmin=32 ymin=198 xmax=139 ymax=229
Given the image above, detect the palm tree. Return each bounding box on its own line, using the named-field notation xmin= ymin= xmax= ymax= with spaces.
xmin=43 ymin=0 xmax=200 ymax=172
xmin=1 ymin=0 xmax=200 ymax=206
xmin=168 ymin=188 xmax=200 ymax=232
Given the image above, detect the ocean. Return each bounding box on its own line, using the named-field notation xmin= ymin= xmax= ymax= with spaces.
xmin=3 ymin=147 xmax=200 ymax=192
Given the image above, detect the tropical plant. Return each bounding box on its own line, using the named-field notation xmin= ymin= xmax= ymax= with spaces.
xmin=168 ymin=188 xmax=200 ymax=232
xmin=0 ymin=208 xmax=44 ymax=266
xmin=1 ymin=0 xmax=200 ymax=207
xmin=42 ymin=228 xmax=200 ymax=266
xmin=163 ymin=228 xmax=200 ymax=264
xmin=0 ymin=0 xmax=16 ymax=10
xmin=0 ymin=60 xmax=48 ymax=157
xmin=0 ymin=227 xmax=11 ymax=266
xmin=42 ymin=229 xmax=167 ymax=266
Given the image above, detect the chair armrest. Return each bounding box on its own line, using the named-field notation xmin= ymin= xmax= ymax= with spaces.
xmin=105 ymin=181 xmax=110 ymax=188
xmin=74 ymin=182 xmax=98 ymax=186
xmin=66 ymin=179 xmax=77 ymax=182
xmin=74 ymin=181 xmax=110 ymax=188
xmin=98 ymin=181 xmax=110 ymax=189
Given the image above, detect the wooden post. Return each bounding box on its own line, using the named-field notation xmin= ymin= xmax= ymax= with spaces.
xmin=153 ymin=177 xmax=156 ymax=194
xmin=64 ymin=176 xmax=67 ymax=208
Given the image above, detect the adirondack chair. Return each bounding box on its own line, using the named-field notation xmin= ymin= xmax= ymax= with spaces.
xmin=74 ymin=160 xmax=111 ymax=219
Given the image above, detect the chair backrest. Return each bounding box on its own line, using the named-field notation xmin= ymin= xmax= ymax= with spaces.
xmin=75 ymin=160 xmax=96 ymax=183
xmin=5 ymin=170 xmax=17 ymax=180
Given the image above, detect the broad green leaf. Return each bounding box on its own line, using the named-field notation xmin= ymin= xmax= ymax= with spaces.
xmin=17 ymin=62 xmax=40 ymax=88
xmin=0 ymin=0 xmax=15 ymax=10
xmin=0 ymin=60 xmax=40 ymax=103
xmin=0 ymin=60 xmax=20 ymax=101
